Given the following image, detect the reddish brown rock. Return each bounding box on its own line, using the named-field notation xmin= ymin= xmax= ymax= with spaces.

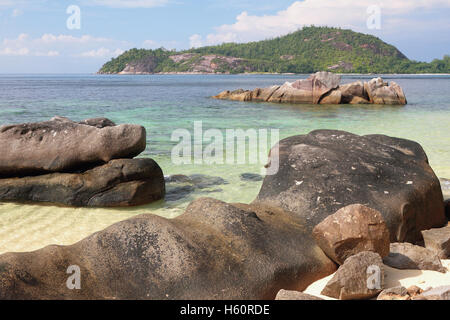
xmin=421 ymin=224 xmax=450 ymax=259
xmin=313 ymin=204 xmax=390 ymax=265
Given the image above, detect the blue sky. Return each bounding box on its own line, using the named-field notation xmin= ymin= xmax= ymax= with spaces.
xmin=0 ymin=0 xmax=449 ymax=73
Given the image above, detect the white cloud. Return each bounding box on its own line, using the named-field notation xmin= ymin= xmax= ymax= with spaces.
xmin=11 ymin=8 xmax=22 ymax=17
xmin=0 ymin=33 xmax=127 ymax=58
xmin=79 ymin=47 xmax=124 ymax=58
xmin=142 ymin=39 xmax=179 ymax=50
xmin=190 ymin=0 xmax=450 ymax=46
xmin=86 ymin=0 xmax=169 ymax=8
xmin=0 ymin=47 xmax=29 ymax=56
xmin=189 ymin=34 xmax=203 ymax=49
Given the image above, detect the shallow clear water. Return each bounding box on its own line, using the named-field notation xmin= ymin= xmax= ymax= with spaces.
xmin=0 ymin=74 xmax=449 ymax=254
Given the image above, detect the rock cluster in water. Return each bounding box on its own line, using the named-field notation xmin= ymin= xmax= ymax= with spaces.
xmin=0 ymin=129 xmax=447 ymax=300
xmin=0 ymin=116 xmax=165 ymax=207
xmin=213 ymin=71 xmax=407 ymax=105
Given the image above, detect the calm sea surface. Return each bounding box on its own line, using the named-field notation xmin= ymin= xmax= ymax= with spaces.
xmin=0 ymin=74 xmax=449 ymax=253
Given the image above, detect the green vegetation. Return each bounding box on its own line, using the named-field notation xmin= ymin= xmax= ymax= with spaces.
xmin=98 ymin=26 xmax=450 ymax=74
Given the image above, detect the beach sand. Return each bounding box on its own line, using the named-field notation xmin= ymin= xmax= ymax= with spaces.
xmin=303 ymin=259 xmax=450 ymax=300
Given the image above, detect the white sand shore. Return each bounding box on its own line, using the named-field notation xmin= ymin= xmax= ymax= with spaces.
xmin=303 ymin=260 xmax=450 ymax=300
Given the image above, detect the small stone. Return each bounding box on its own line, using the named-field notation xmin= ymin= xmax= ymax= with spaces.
xmin=321 ymin=251 xmax=384 ymax=300
xmin=383 ymin=242 xmax=447 ymax=273
xmin=419 ymin=286 xmax=450 ymax=300
xmin=377 ymin=286 xmax=409 ymax=300
xmin=421 ymin=224 xmax=450 ymax=259
xmin=275 ymin=290 xmax=323 ymax=300
xmin=407 ymin=285 xmax=423 ymax=297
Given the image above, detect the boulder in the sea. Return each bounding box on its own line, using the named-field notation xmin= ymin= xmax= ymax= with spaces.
xmin=364 ymin=77 xmax=407 ymax=105
xmin=339 ymin=81 xmax=368 ymax=103
xmin=268 ymin=80 xmax=314 ymax=104
xmin=0 ymin=158 xmax=165 ymax=207
xmin=421 ymin=224 xmax=450 ymax=259
xmin=0 ymin=117 xmax=146 ymax=177
xmin=312 ymin=204 xmax=390 ymax=265
xmin=383 ymin=242 xmax=446 ymax=273
xmin=0 ymin=198 xmax=336 ymax=299
xmin=275 ymin=290 xmax=324 ymax=300
xmin=213 ymin=72 xmax=406 ymax=105
xmin=270 ymin=71 xmax=341 ymax=104
xmin=319 ymin=89 xmax=342 ymax=104
xmin=321 ymin=251 xmax=384 ymax=300
xmin=255 ymin=130 xmax=446 ymax=243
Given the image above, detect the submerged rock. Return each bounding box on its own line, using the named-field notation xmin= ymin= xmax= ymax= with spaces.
xmin=254 ymin=130 xmax=446 ymax=243
xmin=0 ymin=198 xmax=336 ymax=300
xmin=383 ymin=242 xmax=446 ymax=273
xmin=213 ymin=72 xmax=407 ymax=105
xmin=240 ymin=173 xmax=264 ymax=182
xmin=313 ymin=204 xmax=390 ymax=265
xmin=0 ymin=159 xmax=165 ymax=207
xmin=0 ymin=117 xmax=146 ymax=177
xmin=165 ymin=174 xmax=228 ymax=202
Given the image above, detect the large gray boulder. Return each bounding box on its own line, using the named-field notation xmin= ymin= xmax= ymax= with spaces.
xmin=313 ymin=204 xmax=390 ymax=265
xmin=0 ymin=158 xmax=165 ymax=207
xmin=0 ymin=117 xmax=146 ymax=177
xmin=254 ymin=130 xmax=447 ymax=243
xmin=0 ymin=198 xmax=336 ymax=299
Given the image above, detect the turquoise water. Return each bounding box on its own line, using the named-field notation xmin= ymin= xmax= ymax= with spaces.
xmin=0 ymin=74 xmax=449 ymax=253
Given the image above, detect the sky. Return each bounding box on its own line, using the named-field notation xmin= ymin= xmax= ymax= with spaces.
xmin=0 ymin=0 xmax=449 ymax=73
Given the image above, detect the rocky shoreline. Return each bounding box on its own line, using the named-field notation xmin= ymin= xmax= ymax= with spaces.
xmin=0 ymin=126 xmax=449 ymax=300
xmin=213 ymin=71 xmax=407 ymax=105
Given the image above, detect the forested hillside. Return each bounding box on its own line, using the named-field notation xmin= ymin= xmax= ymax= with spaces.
xmin=98 ymin=26 xmax=450 ymax=74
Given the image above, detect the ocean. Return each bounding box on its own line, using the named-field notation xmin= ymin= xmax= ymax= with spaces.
xmin=0 ymin=74 xmax=449 ymax=254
